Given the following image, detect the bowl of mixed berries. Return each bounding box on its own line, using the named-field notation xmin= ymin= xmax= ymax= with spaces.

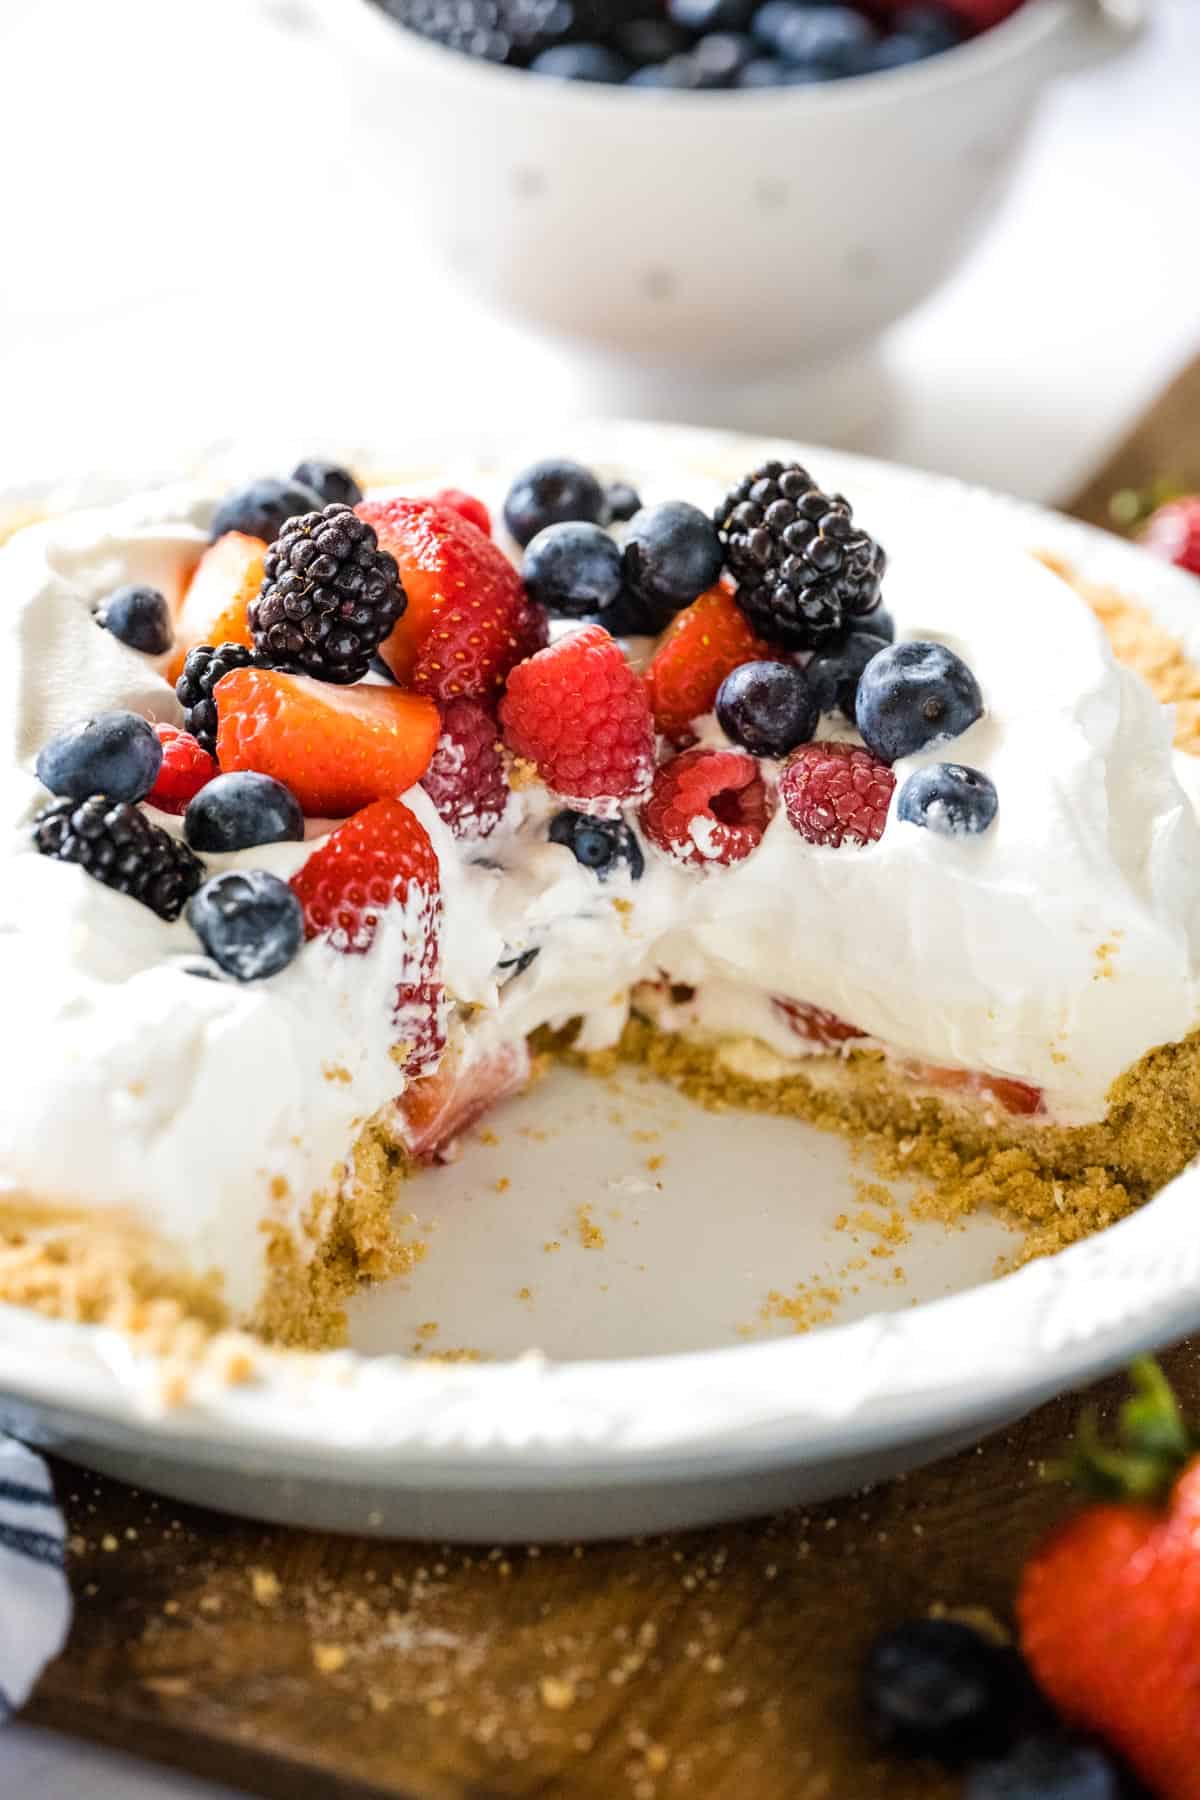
xmin=287 ymin=0 xmax=1144 ymax=428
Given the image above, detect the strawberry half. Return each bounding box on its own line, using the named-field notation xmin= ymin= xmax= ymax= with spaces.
xmin=214 ymin=667 xmax=440 ymax=818
xmin=644 ymin=584 xmax=771 ymax=745
xmin=168 ymin=531 xmax=262 ymax=683
xmin=357 ymin=496 xmax=540 ymax=703
xmin=291 ymin=797 xmax=445 ymax=1071
xmin=396 ymin=1038 xmax=531 ymax=1161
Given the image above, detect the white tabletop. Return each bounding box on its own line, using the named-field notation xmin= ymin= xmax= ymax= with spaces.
xmin=1 ymin=0 xmax=1196 ymax=1793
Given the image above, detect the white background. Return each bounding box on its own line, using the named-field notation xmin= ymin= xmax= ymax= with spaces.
xmin=1 ymin=0 xmax=1197 ymax=1793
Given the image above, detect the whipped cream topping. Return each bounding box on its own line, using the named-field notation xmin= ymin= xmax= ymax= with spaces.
xmin=2 ymin=462 xmax=1199 ymax=1316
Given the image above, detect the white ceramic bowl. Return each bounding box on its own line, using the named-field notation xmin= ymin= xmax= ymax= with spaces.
xmin=291 ymin=0 xmax=1143 ymax=425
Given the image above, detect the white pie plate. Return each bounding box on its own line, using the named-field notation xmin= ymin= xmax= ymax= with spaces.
xmin=4 ymin=422 xmax=1200 ymax=1544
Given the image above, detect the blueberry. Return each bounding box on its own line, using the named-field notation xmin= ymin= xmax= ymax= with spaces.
xmin=855 ymin=641 xmax=983 ymax=763
xmin=290 ymin=458 xmax=363 ymax=508
xmin=867 ymin=30 xmax=938 ymax=70
xmin=209 ymin=477 xmax=324 ymax=546
xmin=627 ymin=57 xmax=696 ymax=86
xmin=503 ymin=459 xmax=607 ymax=549
xmin=965 ymin=1735 xmax=1132 ymax=1800
xmin=523 ymin=522 xmax=623 ymax=618
xmin=804 ymin=629 xmax=891 ymax=719
xmin=668 ymin=0 xmax=755 ymax=29
xmin=96 ymin=584 xmax=172 ymax=656
xmin=529 ymin=43 xmax=631 ymax=81
xmin=623 ymin=501 xmax=724 ymax=626
xmin=893 ymin=3 xmax=965 ymax=52
xmin=606 ymin=481 xmax=642 ymax=523
xmin=898 ymin=762 xmax=997 ymax=837
xmin=863 ymin=1620 xmax=1021 ymax=1762
xmin=864 ymin=604 xmax=895 ymax=643
xmin=613 ymin=17 xmax=691 ymax=62
xmin=690 ymin=31 xmax=756 ymax=82
xmin=183 ymin=771 xmax=305 ymax=854
xmin=715 ymin=660 xmax=817 ymax=756
xmin=549 ymin=810 xmax=645 ymax=880
xmin=735 ymin=54 xmax=791 ymax=84
xmin=188 ymin=870 xmax=303 ymax=983
xmin=36 ymin=710 xmax=162 ymax=804
xmin=754 ymin=1 xmax=872 ymax=70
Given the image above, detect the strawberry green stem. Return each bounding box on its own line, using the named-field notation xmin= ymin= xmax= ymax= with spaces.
xmin=1048 ymin=1359 xmax=1195 ymax=1504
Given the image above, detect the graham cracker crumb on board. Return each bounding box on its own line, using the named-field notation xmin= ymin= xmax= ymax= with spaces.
xmin=142 ymin=1676 xmax=192 ymax=1699
xmin=576 ymin=1205 xmax=606 ymax=1250
xmin=312 ymin=1643 xmax=347 ymax=1674
xmin=249 ymin=1567 xmax=280 ymax=1606
xmin=540 ymin=1675 xmax=576 ymax=1710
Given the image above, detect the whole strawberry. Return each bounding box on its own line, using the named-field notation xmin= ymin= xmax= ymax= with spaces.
xmin=1142 ymin=497 xmax=1200 ymax=579
xmin=499 ymin=624 xmax=655 ymax=811
xmin=1018 ymin=1360 xmax=1200 ymax=1799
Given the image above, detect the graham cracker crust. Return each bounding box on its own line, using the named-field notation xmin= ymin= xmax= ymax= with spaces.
xmin=2 ymin=552 xmax=1199 ymax=1352
xmin=561 ymin=1014 xmax=1200 ymax=1264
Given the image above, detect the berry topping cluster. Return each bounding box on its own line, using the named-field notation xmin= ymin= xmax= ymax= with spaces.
xmin=373 ymin=0 xmax=1016 ymax=88
xmin=30 ymin=450 xmax=999 ymax=1034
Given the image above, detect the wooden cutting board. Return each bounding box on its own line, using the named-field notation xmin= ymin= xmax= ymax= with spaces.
xmin=25 ymin=358 xmax=1200 ymax=1800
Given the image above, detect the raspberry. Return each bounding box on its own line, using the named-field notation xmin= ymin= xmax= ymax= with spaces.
xmin=640 ymin=747 xmax=768 ymax=868
xmin=772 ymin=995 xmax=867 ymax=1049
xmin=1142 ymin=497 xmax=1200 ymax=578
xmin=511 ymin=588 xmax=551 ymax=661
xmin=499 ymin=624 xmax=655 ymax=810
xmin=420 ymin=698 xmax=508 ymax=840
xmin=357 ymin=497 xmax=530 ymax=702
xmin=433 ymin=487 xmax=492 ymax=536
xmin=145 ymin=724 xmax=217 ymax=815
xmin=779 ymin=740 xmax=894 ymax=848
xmin=250 ymin=502 xmax=404 ymax=685
xmin=643 ymin=584 xmax=772 ymax=744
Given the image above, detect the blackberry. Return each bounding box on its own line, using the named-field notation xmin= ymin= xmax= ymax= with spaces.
xmin=249 ymin=503 xmax=404 ymax=685
xmin=716 ymin=461 xmax=885 ymax=649
xmin=34 ymin=795 xmax=204 ymax=921
xmin=176 ymin=642 xmax=266 ymax=756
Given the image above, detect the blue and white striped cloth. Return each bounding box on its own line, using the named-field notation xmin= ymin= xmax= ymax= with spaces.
xmin=0 ymin=1439 xmax=71 ymax=1722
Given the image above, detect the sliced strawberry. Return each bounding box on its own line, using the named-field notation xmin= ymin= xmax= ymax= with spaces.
xmin=395 ymin=1038 xmax=531 ymax=1162
xmin=168 ymin=531 xmax=263 ymax=683
xmin=772 ymin=996 xmax=867 ymax=1049
xmin=214 ymin=668 xmax=439 ymax=818
xmin=290 ymin=797 xmax=439 ymax=953
xmin=644 ymin=585 xmax=772 ymax=745
xmin=144 ymin=724 xmax=217 ymax=815
xmin=356 ymin=497 xmax=531 ymax=703
xmin=907 ymin=1061 xmax=1045 ymax=1117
